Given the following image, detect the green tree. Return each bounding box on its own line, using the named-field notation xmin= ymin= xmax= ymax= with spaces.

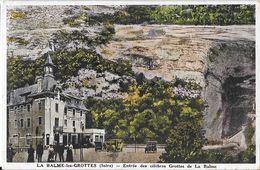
xmin=242 ymin=144 xmax=256 ymax=163
xmin=160 ymin=118 xmax=205 ymax=163
xmin=245 ymin=118 xmax=255 ymax=146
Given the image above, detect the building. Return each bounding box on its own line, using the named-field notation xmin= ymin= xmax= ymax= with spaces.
xmin=7 ymin=53 xmax=105 ymax=149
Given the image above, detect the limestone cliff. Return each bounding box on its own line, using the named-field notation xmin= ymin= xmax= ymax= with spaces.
xmin=98 ymin=25 xmax=255 ymax=140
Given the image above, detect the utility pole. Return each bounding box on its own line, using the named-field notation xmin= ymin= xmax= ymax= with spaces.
xmin=80 ymin=133 xmax=83 ymax=161
xmin=80 ymin=123 xmax=84 ymax=161
xmin=135 ymin=135 xmax=137 ymax=153
xmin=17 ymin=133 xmax=20 ymax=153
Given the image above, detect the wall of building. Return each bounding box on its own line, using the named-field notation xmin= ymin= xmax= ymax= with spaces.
xmin=32 ymin=98 xmax=45 ymax=147
xmin=8 ymin=96 xmax=89 ymax=148
xmin=63 ymin=107 xmax=85 ymax=134
xmin=45 ymin=97 xmax=65 ymax=145
xmin=84 ymin=129 xmax=105 ymax=145
xmin=8 ymin=97 xmax=47 ymax=149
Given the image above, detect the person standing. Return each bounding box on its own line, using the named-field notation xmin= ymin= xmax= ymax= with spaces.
xmin=27 ymin=144 xmax=35 ymax=162
xmin=66 ymin=143 xmax=73 ymax=162
xmin=58 ymin=143 xmax=64 ymax=162
xmin=7 ymin=143 xmax=16 ymax=162
xmin=36 ymin=142 xmax=44 ymax=162
xmin=47 ymin=145 xmax=54 ymax=162
xmin=53 ymin=142 xmax=58 ymax=161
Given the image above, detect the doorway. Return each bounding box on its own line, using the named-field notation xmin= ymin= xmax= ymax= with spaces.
xmin=54 ymin=134 xmax=59 ymax=144
xmin=63 ymin=135 xmax=67 ymax=145
xmin=72 ymin=135 xmax=77 ymax=146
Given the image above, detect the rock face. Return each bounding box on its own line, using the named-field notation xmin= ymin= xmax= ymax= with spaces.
xmin=98 ymin=25 xmax=255 ymax=140
xmin=63 ymin=69 xmax=133 ymax=99
xmin=7 ymin=6 xmax=120 ymax=59
xmin=204 ymin=41 xmax=255 ymax=140
xmin=7 ymin=6 xmax=255 ymax=141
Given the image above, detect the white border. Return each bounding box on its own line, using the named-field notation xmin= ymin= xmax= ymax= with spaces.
xmin=255 ymin=0 xmax=260 ymax=168
xmin=0 ymin=1 xmax=259 ymax=169
xmin=0 ymin=0 xmax=7 ymax=167
xmin=1 ymin=163 xmax=260 ymax=170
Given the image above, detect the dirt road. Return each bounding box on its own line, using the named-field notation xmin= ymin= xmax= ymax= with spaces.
xmin=13 ymin=146 xmax=164 ymax=163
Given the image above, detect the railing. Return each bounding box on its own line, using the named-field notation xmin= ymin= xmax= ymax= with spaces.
xmin=124 ymin=144 xmax=166 ymax=149
xmin=226 ymin=125 xmax=245 ymax=140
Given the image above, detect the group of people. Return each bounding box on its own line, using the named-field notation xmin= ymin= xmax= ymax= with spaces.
xmin=47 ymin=143 xmax=74 ymax=162
xmin=7 ymin=142 xmax=74 ymax=162
xmin=30 ymin=142 xmax=74 ymax=162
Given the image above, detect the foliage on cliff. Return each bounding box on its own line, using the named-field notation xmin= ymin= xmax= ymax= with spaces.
xmin=85 ymin=77 xmax=205 ymax=144
xmin=7 ymin=56 xmax=44 ymax=90
xmin=7 ymin=48 xmax=134 ymax=91
xmin=52 ymin=23 xmax=115 ymax=50
xmin=245 ymin=118 xmax=255 ymax=146
xmin=89 ymin=5 xmax=255 ymax=25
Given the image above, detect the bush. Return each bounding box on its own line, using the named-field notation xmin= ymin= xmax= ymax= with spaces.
xmin=9 ymin=10 xmax=27 ymax=19
xmin=245 ymin=118 xmax=255 ymax=146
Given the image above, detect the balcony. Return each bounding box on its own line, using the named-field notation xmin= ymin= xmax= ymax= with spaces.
xmin=53 ymin=126 xmax=63 ymax=134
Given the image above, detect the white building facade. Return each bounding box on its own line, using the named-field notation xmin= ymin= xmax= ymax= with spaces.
xmin=7 ymin=53 xmax=105 ymax=148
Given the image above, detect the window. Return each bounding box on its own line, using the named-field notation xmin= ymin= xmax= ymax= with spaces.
xmin=73 ymin=109 xmax=75 ymax=117
xmin=13 ymin=134 xmax=18 ymax=144
xmin=64 ymin=107 xmax=67 ymax=115
xmin=9 ymin=107 xmax=13 ymax=112
xmin=80 ymin=111 xmax=83 ymax=117
xmin=73 ymin=121 xmax=75 ymax=127
xmin=26 ymin=134 xmax=32 ymax=145
xmin=20 ymin=119 xmax=24 ymax=128
xmin=14 ymin=120 xmax=18 ymax=128
xmin=39 ymin=117 xmax=42 ymax=125
xmin=27 ymin=118 xmax=31 ymax=128
xmin=27 ymin=104 xmax=31 ymax=112
xmin=20 ymin=105 xmax=24 ymax=112
xmin=46 ymin=135 xmax=50 ymax=145
xmin=64 ymin=120 xmax=67 ymax=127
xmin=45 ymin=66 xmax=51 ymax=73
xmin=55 ymin=118 xmax=59 ymax=127
xmin=95 ymin=135 xmax=99 ymax=142
xmin=55 ymin=103 xmax=59 ymax=112
xmin=38 ymin=102 xmax=42 ymax=111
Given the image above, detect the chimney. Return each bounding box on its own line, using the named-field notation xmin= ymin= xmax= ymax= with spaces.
xmin=35 ymin=76 xmax=43 ymax=92
xmin=9 ymin=90 xmax=14 ymax=105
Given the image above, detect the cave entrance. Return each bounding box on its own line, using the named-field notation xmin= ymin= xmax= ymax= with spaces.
xmin=221 ymin=75 xmax=255 ymax=137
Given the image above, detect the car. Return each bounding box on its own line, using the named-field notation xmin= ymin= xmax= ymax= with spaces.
xmin=104 ymin=139 xmax=124 ymax=152
xmin=83 ymin=142 xmax=94 ymax=148
xmin=145 ymin=141 xmax=157 ymax=153
xmin=94 ymin=142 xmax=104 ymax=151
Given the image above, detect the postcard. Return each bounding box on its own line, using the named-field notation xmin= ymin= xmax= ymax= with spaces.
xmin=0 ymin=1 xmax=259 ymax=170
